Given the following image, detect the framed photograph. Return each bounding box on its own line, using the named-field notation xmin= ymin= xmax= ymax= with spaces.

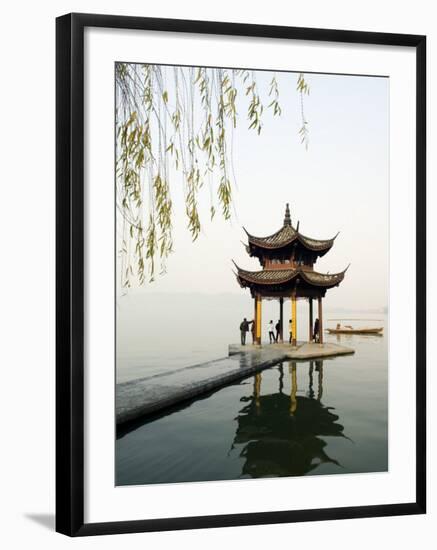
xmin=56 ymin=13 xmax=426 ymax=536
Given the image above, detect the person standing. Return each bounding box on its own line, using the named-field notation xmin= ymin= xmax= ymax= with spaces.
xmin=288 ymin=318 xmax=293 ymax=344
xmin=240 ymin=317 xmax=249 ymax=345
xmin=313 ymin=318 xmax=320 ymax=343
xmin=275 ymin=320 xmax=281 ymax=343
xmin=268 ymin=320 xmax=275 ymax=343
xmin=250 ymin=319 xmax=256 ymax=344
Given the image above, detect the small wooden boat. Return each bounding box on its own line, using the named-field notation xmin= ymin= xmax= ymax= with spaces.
xmin=326 ymin=327 xmax=383 ymax=335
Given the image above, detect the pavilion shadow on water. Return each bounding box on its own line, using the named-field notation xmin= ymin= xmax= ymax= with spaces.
xmin=233 ymin=361 xmax=346 ymax=478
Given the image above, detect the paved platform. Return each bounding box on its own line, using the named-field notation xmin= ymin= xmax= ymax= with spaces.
xmin=116 ymin=342 xmax=354 ymax=426
xmin=229 ymin=341 xmax=355 ymax=360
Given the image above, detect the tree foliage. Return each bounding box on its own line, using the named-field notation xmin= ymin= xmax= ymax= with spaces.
xmin=115 ymin=63 xmax=309 ymax=286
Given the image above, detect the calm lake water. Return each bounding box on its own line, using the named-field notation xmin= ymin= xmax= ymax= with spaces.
xmin=116 ymin=304 xmax=388 ymax=485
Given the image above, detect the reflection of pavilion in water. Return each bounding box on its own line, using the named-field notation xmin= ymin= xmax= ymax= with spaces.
xmin=233 ymin=361 xmax=346 ymax=478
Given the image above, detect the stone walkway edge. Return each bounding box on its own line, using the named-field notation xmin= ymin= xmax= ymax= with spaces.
xmin=116 ymin=342 xmax=354 ymax=426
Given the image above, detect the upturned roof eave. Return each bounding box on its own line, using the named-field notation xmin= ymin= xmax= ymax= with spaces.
xmin=244 ymin=227 xmax=338 ymax=253
xmin=233 ymin=264 xmax=348 ymax=288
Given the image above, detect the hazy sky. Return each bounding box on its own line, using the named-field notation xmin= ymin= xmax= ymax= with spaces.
xmin=117 ymin=67 xmax=389 ymax=311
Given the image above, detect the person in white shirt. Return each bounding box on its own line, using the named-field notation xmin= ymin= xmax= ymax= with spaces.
xmin=268 ymin=320 xmax=275 ymax=343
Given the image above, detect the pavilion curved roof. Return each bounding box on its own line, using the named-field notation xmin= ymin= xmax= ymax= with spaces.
xmin=244 ymin=224 xmax=337 ymax=253
xmin=234 ymin=264 xmax=348 ymax=288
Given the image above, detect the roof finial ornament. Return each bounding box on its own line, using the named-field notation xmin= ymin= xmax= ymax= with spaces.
xmin=284 ymin=203 xmax=291 ymax=227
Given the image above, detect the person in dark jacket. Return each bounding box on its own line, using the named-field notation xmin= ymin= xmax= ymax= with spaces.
xmin=275 ymin=320 xmax=281 ymax=343
xmin=240 ymin=318 xmax=250 ymax=345
xmin=313 ymin=318 xmax=320 ymax=343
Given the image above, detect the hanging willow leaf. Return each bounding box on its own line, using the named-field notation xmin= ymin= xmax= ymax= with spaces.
xmin=115 ymin=64 xmax=310 ymax=285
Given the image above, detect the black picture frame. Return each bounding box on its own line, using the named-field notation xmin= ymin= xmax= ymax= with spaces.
xmin=56 ymin=12 xmax=426 ymax=537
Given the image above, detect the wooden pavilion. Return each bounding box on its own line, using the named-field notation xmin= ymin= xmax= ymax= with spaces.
xmin=233 ymin=204 xmax=348 ymax=345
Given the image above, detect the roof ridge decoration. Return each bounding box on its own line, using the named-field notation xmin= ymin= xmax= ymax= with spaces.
xmin=284 ymin=203 xmax=291 ymax=226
